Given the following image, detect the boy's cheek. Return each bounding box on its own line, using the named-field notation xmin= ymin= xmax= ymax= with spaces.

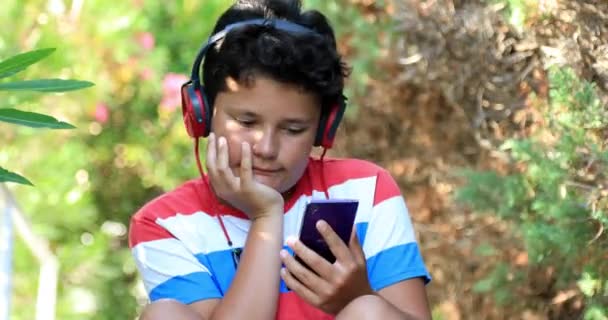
xmin=226 ymin=131 xmax=257 ymax=165
xmin=225 ymin=135 xmax=243 ymax=163
xmin=228 ymin=147 xmax=242 ymax=167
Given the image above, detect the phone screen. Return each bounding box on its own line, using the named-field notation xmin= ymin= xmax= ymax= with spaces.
xmin=296 ymin=199 xmax=359 ymax=265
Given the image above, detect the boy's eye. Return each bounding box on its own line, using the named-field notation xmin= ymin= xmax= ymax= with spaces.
xmin=284 ymin=127 xmax=307 ymax=135
xmin=236 ymin=118 xmax=255 ymax=127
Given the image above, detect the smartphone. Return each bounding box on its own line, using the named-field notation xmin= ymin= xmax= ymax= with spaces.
xmin=296 ymin=199 xmax=359 ymax=265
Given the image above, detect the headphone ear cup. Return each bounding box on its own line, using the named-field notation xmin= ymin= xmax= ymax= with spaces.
xmin=181 ymin=82 xmax=212 ymax=138
xmin=315 ymin=97 xmax=346 ymax=149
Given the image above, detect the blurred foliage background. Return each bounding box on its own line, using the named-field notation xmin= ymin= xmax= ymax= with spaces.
xmin=1 ymin=0 xmax=607 ymax=319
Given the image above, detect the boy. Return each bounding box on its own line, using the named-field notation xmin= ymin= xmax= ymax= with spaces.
xmin=129 ymin=1 xmax=432 ymax=319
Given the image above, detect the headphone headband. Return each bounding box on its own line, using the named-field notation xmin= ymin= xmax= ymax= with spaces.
xmin=190 ymin=18 xmax=318 ymax=85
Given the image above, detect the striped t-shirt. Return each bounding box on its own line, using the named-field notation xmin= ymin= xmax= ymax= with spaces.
xmin=129 ymin=157 xmax=430 ymax=319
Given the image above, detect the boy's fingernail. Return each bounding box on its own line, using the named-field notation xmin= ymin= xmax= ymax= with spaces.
xmin=286 ymin=236 xmax=297 ymax=246
xmin=316 ymin=220 xmax=327 ymax=231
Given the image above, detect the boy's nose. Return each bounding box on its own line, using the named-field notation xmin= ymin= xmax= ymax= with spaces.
xmin=252 ymin=129 xmax=278 ymax=160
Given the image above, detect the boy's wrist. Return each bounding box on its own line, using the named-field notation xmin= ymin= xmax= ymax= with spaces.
xmin=251 ymin=205 xmax=284 ymax=222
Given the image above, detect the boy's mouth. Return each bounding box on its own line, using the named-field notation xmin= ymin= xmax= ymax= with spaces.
xmin=252 ymin=167 xmax=282 ymax=176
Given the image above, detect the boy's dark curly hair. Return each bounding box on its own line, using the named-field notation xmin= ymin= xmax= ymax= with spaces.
xmin=201 ymin=0 xmax=350 ymax=114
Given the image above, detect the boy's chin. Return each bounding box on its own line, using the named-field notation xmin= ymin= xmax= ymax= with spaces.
xmin=253 ymin=174 xmax=279 ymax=189
xmin=253 ymin=175 xmax=293 ymax=195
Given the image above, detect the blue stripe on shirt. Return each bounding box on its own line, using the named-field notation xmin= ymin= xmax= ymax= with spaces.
xmin=356 ymin=222 xmax=368 ymax=245
xmin=149 ymin=271 xmax=222 ymax=304
xmin=197 ymin=246 xmax=296 ymax=294
xmin=367 ymin=242 xmax=431 ymax=291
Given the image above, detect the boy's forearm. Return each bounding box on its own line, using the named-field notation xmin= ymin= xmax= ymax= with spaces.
xmin=209 ymin=212 xmax=284 ymax=320
xmin=374 ymin=293 xmax=430 ymax=320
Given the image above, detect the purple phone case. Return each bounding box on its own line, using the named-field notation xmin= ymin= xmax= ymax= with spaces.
xmin=297 ymin=199 xmax=359 ymax=264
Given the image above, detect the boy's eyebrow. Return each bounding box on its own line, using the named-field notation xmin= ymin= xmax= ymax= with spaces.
xmin=234 ymin=110 xmax=257 ymax=117
xmin=282 ymin=118 xmax=313 ymax=125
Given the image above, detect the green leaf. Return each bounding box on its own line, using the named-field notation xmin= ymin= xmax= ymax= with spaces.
xmin=474 ymin=243 xmax=498 ymax=257
xmin=583 ymin=305 xmax=608 ymax=320
xmin=472 ymin=278 xmax=494 ymax=293
xmin=0 ymin=167 xmax=33 ymax=186
xmin=0 ymin=48 xmax=56 ymax=79
xmin=0 ymin=79 xmax=94 ymax=92
xmin=578 ymin=272 xmax=600 ymax=297
xmin=0 ymin=108 xmax=75 ymax=129
xmin=493 ymin=288 xmax=512 ymax=306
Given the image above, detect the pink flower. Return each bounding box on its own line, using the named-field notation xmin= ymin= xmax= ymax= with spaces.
xmin=136 ymin=32 xmax=155 ymax=51
xmin=140 ymin=67 xmax=154 ymax=81
xmin=132 ymin=0 xmax=144 ymax=9
xmin=160 ymin=73 xmax=189 ymax=112
xmin=94 ymin=103 xmax=109 ymax=124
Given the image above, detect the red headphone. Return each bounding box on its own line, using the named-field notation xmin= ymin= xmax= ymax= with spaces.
xmin=180 ymin=19 xmax=346 ymax=149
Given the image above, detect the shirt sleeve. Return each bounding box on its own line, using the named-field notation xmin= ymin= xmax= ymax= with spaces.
xmin=129 ymin=211 xmax=223 ymax=304
xmin=359 ymin=169 xmax=431 ymax=291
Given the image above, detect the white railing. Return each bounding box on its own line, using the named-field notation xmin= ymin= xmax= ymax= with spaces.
xmin=0 ymin=184 xmax=59 ymax=320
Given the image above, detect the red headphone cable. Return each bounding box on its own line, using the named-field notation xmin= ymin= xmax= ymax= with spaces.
xmin=319 ymin=147 xmax=330 ymax=199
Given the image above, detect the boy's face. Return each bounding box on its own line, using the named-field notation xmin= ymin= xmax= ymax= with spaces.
xmin=211 ymin=75 xmax=320 ymax=193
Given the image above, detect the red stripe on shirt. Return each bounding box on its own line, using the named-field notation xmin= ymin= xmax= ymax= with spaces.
xmin=276 ymin=292 xmax=333 ymax=320
xmin=128 ymin=180 xmax=214 ymax=247
xmin=309 ymin=158 xmax=402 ymax=205
xmin=308 ymin=158 xmax=382 ymax=189
xmin=373 ymin=169 xmax=402 ymax=206
xmin=128 ymin=214 xmax=174 ymax=248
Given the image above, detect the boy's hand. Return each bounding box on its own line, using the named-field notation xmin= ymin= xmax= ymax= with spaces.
xmin=206 ymin=133 xmax=284 ymax=220
xmin=280 ymin=222 xmax=373 ymax=314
